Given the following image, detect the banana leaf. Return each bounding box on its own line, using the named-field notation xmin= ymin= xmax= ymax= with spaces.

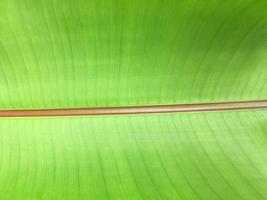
xmin=0 ymin=0 xmax=267 ymax=109
xmin=0 ymin=110 xmax=267 ymax=199
xmin=0 ymin=0 xmax=267 ymax=199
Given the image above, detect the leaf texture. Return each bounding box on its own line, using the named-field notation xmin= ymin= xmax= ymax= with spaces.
xmin=0 ymin=0 xmax=267 ymax=109
xmin=1 ymin=0 xmax=267 ymax=199
xmin=0 ymin=110 xmax=266 ymax=199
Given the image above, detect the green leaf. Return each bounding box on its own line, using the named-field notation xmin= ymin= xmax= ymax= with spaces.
xmin=0 ymin=110 xmax=267 ymax=199
xmin=0 ymin=1 xmax=267 ymax=199
xmin=0 ymin=0 xmax=267 ymax=109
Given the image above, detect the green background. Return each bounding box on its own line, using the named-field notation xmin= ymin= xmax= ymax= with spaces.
xmin=1 ymin=0 xmax=267 ymax=109
xmin=1 ymin=0 xmax=267 ymax=199
xmin=0 ymin=110 xmax=267 ymax=200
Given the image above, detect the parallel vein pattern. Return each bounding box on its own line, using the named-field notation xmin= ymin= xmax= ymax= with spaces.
xmin=1 ymin=0 xmax=267 ymax=109
xmin=0 ymin=110 xmax=267 ymax=199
